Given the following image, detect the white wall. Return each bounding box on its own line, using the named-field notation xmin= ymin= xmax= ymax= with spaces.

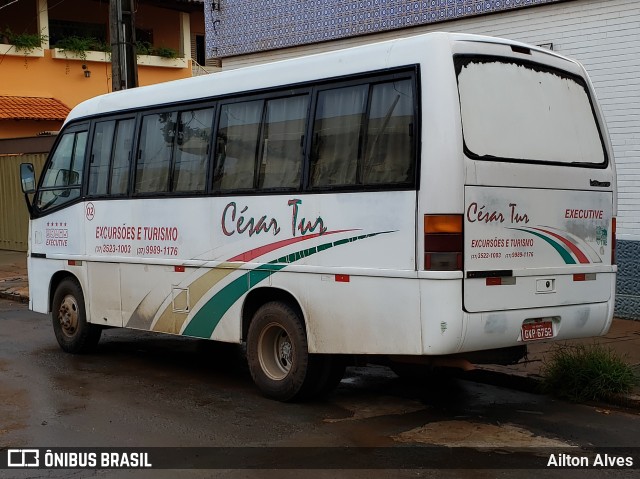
xmin=223 ymin=0 xmax=640 ymax=240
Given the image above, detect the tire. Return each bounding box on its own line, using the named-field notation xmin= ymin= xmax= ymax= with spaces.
xmin=246 ymin=301 xmax=318 ymax=402
xmin=307 ymin=355 xmax=347 ymax=398
xmin=51 ymin=278 xmax=101 ymax=354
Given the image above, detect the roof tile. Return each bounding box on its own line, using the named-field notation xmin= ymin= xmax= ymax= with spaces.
xmin=0 ymin=96 xmax=70 ymax=121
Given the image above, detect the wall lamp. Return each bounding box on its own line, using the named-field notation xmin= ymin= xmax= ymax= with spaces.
xmin=82 ymin=64 xmax=91 ymax=78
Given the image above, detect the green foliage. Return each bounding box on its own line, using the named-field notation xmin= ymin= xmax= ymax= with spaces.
xmin=541 ymin=343 xmax=637 ymax=402
xmin=4 ymin=28 xmax=47 ymax=54
xmin=55 ymin=36 xmax=104 ymax=60
xmin=134 ymin=41 xmax=178 ymax=59
xmin=92 ymin=39 xmax=111 ymax=54
xmin=152 ymin=46 xmax=178 ymax=59
xmin=135 ymin=40 xmax=153 ymax=56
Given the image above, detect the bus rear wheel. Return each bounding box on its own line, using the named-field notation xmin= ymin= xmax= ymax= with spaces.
xmin=247 ymin=301 xmax=340 ymax=401
xmin=52 ymin=278 xmax=101 ymax=354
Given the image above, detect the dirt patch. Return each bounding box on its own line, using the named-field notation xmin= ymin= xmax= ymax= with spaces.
xmin=393 ymin=420 xmax=571 ymax=448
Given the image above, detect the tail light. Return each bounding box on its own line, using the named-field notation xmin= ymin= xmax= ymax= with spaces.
xmin=612 ymin=217 xmax=616 ymax=265
xmin=424 ymin=214 xmax=463 ymax=271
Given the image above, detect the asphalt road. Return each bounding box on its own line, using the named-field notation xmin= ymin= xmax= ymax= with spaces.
xmin=0 ymin=300 xmax=638 ymax=479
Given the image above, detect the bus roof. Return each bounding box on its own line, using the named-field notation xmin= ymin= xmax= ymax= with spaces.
xmin=65 ymin=32 xmax=574 ymax=124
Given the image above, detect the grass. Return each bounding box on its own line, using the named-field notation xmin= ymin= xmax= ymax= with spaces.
xmin=541 ymin=343 xmax=638 ymax=402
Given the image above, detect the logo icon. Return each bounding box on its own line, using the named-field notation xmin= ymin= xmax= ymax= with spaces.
xmin=7 ymin=449 xmax=39 ymax=467
xmin=86 ymin=202 xmax=95 ymax=221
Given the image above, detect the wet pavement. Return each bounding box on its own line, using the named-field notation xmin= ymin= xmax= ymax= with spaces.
xmin=0 ymin=250 xmax=28 ymax=303
xmin=1 ymin=248 xmax=638 ymax=409
xmin=0 ymin=300 xmax=639 ymax=478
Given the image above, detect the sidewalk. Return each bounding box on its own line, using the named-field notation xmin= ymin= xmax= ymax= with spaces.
xmin=0 ymin=249 xmax=29 ymax=303
xmin=472 ymin=319 xmax=640 ymax=409
xmin=0 ymin=248 xmax=638 ymax=407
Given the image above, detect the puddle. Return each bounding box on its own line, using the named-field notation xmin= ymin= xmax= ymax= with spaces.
xmin=393 ymin=420 xmax=571 ymax=447
xmin=325 ymin=396 xmax=426 ymax=423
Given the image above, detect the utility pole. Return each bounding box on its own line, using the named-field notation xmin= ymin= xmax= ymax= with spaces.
xmin=110 ymin=0 xmax=138 ymax=91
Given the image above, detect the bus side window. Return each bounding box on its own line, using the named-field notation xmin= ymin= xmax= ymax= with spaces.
xmin=89 ymin=121 xmax=116 ymax=195
xmin=88 ymin=118 xmax=135 ymax=196
xmin=214 ymin=100 xmax=263 ymax=192
xmin=110 ymin=119 xmax=135 ymax=195
xmin=362 ymin=79 xmax=415 ymax=185
xmin=172 ymin=108 xmax=214 ymax=193
xmin=310 ymin=85 xmax=367 ymax=188
xmin=135 ymin=112 xmax=177 ymax=194
xmin=36 ymin=130 xmax=88 ymax=212
xmin=258 ymin=95 xmax=309 ymax=190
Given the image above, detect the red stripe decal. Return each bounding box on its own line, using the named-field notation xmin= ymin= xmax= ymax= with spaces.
xmin=532 ymin=227 xmax=590 ymax=264
xmin=226 ymin=229 xmax=358 ymax=262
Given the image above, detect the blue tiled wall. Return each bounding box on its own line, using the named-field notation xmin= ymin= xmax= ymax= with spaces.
xmin=616 ymin=240 xmax=640 ymax=320
xmin=205 ymin=0 xmax=566 ymax=58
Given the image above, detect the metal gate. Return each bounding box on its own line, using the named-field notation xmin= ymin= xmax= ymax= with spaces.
xmin=0 ymin=154 xmax=46 ymax=252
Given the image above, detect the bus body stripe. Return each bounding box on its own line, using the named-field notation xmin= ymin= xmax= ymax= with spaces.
xmin=147 ymin=233 xmax=352 ymax=333
xmin=531 ymin=227 xmax=590 ymax=264
xmin=511 ymin=228 xmax=576 ymax=264
xmin=226 ymin=229 xmax=357 ymax=262
xmin=181 ymin=231 xmax=393 ymax=339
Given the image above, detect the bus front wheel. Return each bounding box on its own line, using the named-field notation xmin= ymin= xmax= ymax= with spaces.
xmin=247 ymin=301 xmax=327 ymax=401
xmin=52 ymin=278 xmax=101 ymax=354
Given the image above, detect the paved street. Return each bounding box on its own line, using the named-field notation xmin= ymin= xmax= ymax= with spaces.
xmin=0 ymin=299 xmax=639 ymax=478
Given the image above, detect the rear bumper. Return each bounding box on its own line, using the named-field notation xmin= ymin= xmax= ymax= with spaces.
xmin=420 ymin=274 xmax=615 ymax=355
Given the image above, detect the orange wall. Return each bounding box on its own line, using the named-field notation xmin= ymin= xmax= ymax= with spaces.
xmin=2 ymin=1 xmax=201 ymax=139
xmin=191 ymin=11 xmax=206 ymax=36
xmin=0 ymin=120 xmax=62 ymax=139
xmin=136 ymin=4 xmax=182 ymax=52
xmin=3 ymin=50 xmax=190 ymax=110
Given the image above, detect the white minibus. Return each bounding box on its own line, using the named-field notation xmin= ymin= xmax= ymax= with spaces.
xmin=20 ymin=32 xmax=616 ymax=400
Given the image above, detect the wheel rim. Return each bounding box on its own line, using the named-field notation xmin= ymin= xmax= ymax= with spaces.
xmin=257 ymin=322 xmax=293 ymax=381
xmin=58 ymin=294 xmax=79 ymax=338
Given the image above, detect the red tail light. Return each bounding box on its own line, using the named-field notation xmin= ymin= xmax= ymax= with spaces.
xmin=424 ymin=214 xmax=463 ymax=271
xmin=612 ymin=217 xmax=616 ymax=265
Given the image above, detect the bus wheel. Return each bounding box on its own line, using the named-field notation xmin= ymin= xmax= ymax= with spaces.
xmin=247 ymin=301 xmax=315 ymax=401
xmin=52 ymin=278 xmax=101 ymax=354
xmin=308 ymin=354 xmax=346 ymax=398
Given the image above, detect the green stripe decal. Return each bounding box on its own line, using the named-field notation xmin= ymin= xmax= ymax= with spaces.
xmin=512 ymin=228 xmax=576 ymax=264
xmin=182 ymin=264 xmax=285 ymax=338
xmin=182 ymin=231 xmax=391 ymax=339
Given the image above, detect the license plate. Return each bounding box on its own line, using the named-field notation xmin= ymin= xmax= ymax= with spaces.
xmin=521 ymin=321 xmax=554 ymax=341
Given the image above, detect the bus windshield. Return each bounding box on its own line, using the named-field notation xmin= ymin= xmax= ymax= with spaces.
xmin=455 ymin=56 xmax=606 ymax=166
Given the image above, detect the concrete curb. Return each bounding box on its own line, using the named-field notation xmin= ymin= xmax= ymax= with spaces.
xmin=463 ymin=367 xmax=640 ymax=412
xmin=0 ymin=290 xmax=29 ymax=303
xmin=463 ymin=368 xmax=541 ymax=395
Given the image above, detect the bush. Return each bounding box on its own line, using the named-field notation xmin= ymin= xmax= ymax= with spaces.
xmin=153 ymin=46 xmax=178 ymax=59
xmin=541 ymin=343 xmax=637 ymax=402
xmin=55 ymin=36 xmax=101 ymax=60
xmin=4 ymin=28 xmax=47 ymax=54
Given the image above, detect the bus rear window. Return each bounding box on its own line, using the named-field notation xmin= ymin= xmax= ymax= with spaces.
xmin=455 ymin=56 xmax=606 ymax=167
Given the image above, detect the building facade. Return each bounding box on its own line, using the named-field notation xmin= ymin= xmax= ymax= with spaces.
xmin=205 ymin=0 xmax=640 ymax=318
xmin=1 ymin=0 xmax=209 ymax=138
xmin=0 ymin=0 xmax=214 ymax=252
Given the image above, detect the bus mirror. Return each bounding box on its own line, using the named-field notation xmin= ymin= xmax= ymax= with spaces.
xmin=20 ymin=163 xmax=36 ymax=194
